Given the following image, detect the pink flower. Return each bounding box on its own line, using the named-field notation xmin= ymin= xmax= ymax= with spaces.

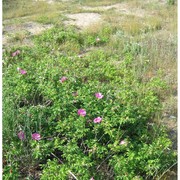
xmin=60 ymin=76 xmax=68 ymax=83
xmin=12 ymin=50 xmax=20 ymax=57
xmin=77 ymin=109 xmax=86 ymax=117
xmin=20 ymin=69 xmax=27 ymax=74
xmin=95 ymin=92 xmax=103 ymax=99
xmin=120 ymin=140 xmax=126 ymax=145
xmin=90 ymin=177 xmax=95 ymax=180
xmin=12 ymin=52 xmax=17 ymax=57
xmin=18 ymin=131 xmax=25 ymax=140
xmin=32 ymin=133 xmax=41 ymax=141
xmin=17 ymin=67 xmax=27 ymax=74
xmin=16 ymin=50 xmax=20 ymax=55
xmin=93 ymin=117 xmax=102 ymax=123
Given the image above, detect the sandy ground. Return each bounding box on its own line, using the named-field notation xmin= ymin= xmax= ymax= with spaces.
xmin=64 ymin=13 xmax=102 ymax=29
xmin=81 ymin=3 xmax=152 ymax=17
xmin=3 ymin=0 xmax=156 ymax=46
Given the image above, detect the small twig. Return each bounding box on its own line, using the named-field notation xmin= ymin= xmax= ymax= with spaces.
xmin=157 ymin=161 xmax=177 ymax=180
xmin=44 ymin=100 xmax=52 ymax=106
xmin=97 ymin=133 xmax=105 ymax=142
xmin=68 ymin=170 xmax=78 ymax=180
xmin=51 ymin=152 xmax=63 ymax=164
xmin=105 ymin=140 xmax=111 ymax=146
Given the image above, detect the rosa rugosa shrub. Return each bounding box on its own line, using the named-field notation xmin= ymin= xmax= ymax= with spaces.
xmin=3 ymin=26 xmax=176 ymax=179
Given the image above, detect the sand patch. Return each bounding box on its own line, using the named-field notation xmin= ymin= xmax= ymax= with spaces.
xmin=82 ymin=3 xmax=153 ymax=17
xmin=3 ymin=22 xmax=53 ymax=35
xmin=65 ymin=13 xmax=102 ymax=29
xmin=22 ymin=22 xmax=53 ymax=35
xmin=3 ymin=22 xmax=53 ymax=46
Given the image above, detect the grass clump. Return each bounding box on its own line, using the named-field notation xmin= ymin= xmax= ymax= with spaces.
xmin=3 ymin=0 xmax=66 ymax=20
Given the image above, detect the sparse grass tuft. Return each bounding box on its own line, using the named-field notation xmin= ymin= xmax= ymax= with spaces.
xmin=3 ymin=0 xmax=67 ymax=20
xmin=76 ymin=0 xmax=125 ymax=6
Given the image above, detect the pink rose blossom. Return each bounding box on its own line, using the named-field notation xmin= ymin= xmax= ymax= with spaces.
xmin=17 ymin=67 xmax=27 ymax=74
xmin=93 ymin=117 xmax=102 ymax=123
xmin=32 ymin=133 xmax=41 ymax=141
xmin=60 ymin=76 xmax=68 ymax=83
xmin=12 ymin=52 xmax=17 ymax=57
xmin=20 ymin=69 xmax=27 ymax=74
xmin=12 ymin=50 xmax=20 ymax=57
xmin=120 ymin=140 xmax=126 ymax=145
xmin=77 ymin=109 xmax=86 ymax=117
xmin=18 ymin=131 xmax=25 ymax=140
xmin=16 ymin=50 xmax=20 ymax=55
xmin=95 ymin=92 xmax=103 ymax=99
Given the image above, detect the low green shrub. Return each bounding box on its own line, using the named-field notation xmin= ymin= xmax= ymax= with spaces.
xmin=3 ymin=26 xmax=176 ymax=179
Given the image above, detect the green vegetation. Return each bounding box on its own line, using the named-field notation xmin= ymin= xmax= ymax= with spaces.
xmin=3 ymin=0 xmax=177 ymax=179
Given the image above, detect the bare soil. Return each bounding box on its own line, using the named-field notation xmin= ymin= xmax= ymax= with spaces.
xmin=64 ymin=13 xmax=102 ymax=30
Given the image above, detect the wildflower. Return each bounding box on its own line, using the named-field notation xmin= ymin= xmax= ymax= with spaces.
xmin=18 ymin=131 xmax=25 ymax=140
xmin=17 ymin=67 xmax=27 ymax=74
xmin=12 ymin=50 xmax=20 ymax=57
xmin=120 ymin=140 xmax=126 ymax=145
xmin=60 ymin=76 xmax=68 ymax=83
xmin=16 ymin=50 xmax=21 ymax=55
xmin=20 ymin=69 xmax=27 ymax=75
xmin=12 ymin=52 xmax=17 ymax=57
xmin=32 ymin=133 xmax=41 ymax=141
xmin=90 ymin=177 xmax=95 ymax=180
xmin=77 ymin=109 xmax=86 ymax=117
xmin=95 ymin=92 xmax=103 ymax=99
xmin=93 ymin=117 xmax=102 ymax=123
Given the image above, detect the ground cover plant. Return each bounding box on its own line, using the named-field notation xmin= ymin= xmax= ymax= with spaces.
xmin=3 ymin=0 xmax=177 ymax=179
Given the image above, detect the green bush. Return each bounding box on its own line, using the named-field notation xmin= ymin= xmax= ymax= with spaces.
xmin=3 ymin=26 xmax=176 ymax=179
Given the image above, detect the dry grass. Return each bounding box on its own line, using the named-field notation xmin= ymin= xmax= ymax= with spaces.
xmin=3 ymin=0 xmax=67 ymax=21
xmin=100 ymin=0 xmax=177 ymax=125
xmin=77 ymin=0 xmax=125 ymax=7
